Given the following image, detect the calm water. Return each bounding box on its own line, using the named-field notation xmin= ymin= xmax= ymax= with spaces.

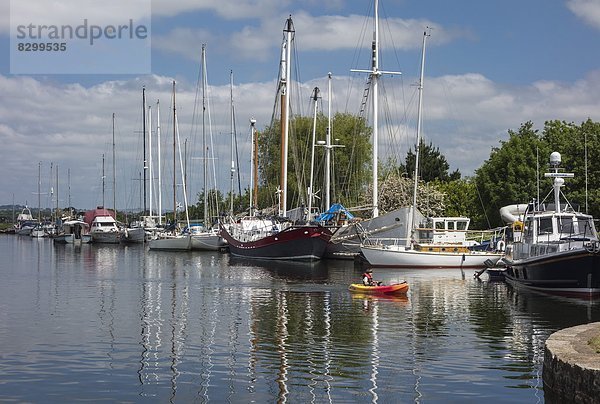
xmin=1 ymin=235 xmax=599 ymax=403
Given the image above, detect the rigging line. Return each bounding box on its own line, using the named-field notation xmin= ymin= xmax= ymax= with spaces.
xmin=474 ymin=181 xmax=492 ymax=229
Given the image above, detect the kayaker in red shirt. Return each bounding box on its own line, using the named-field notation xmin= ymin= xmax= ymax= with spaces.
xmin=362 ymin=269 xmax=382 ymax=286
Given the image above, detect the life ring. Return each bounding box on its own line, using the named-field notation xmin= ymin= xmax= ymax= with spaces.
xmin=496 ymin=240 xmax=506 ymax=252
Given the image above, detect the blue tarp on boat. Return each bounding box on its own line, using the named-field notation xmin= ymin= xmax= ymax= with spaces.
xmin=314 ymin=203 xmax=355 ymax=222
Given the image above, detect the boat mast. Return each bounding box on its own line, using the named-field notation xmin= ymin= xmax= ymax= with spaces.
xmin=249 ymin=118 xmax=258 ymax=216
xmin=175 ymin=97 xmax=191 ymax=229
xmin=68 ymin=168 xmax=71 ymax=209
xmin=142 ymin=87 xmax=147 ymax=215
xmin=326 ymin=72 xmax=332 ymax=209
xmin=37 ymin=161 xmax=41 ymax=222
xmin=351 ymin=0 xmax=401 ymax=218
xmin=201 ymin=44 xmax=208 ymax=225
xmin=308 ymin=86 xmax=320 ymax=219
xmin=55 ymin=163 xmax=59 ymax=219
xmin=148 ymin=105 xmax=153 ymax=219
xmin=172 ymin=80 xmax=177 ymax=225
xmin=112 ymin=113 xmax=116 ymax=217
xmin=406 ymin=30 xmax=429 ymax=248
xmin=229 ymin=70 xmax=236 ymax=214
xmin=102 ymin=154 xmax=105 ymax=208
xmin=156 ymin=100 xmax=162 ymax=225
xmin=280 ymin=16 xmax=294 ymax=217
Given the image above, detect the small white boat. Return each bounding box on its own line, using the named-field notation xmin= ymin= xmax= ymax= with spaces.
xmin=360 ymin=217 xmax=504 ymax=268
xmin=30 ymin=223 xmax=47 ymax=238
xmin=14 ymin=207 xmax=36 ymax=235
xmin=85 ymin=207 xmax=121 ymax=244
xmin=148 ymin=233 xmax=191 ymax=251
xmin=53 ymin=220 xmax=91 ymax=244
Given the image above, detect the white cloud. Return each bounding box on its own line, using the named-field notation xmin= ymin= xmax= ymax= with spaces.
xmin=566 ymin=0 xmax=600 ymax=30
xmin=152 ymin=11 xmax=464 ymax=65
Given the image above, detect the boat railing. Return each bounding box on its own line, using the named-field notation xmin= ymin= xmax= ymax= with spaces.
xmin=362 ymin=237 xmax=410 ymax=248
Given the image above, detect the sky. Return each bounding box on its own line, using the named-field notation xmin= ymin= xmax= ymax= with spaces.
xmin=1 ymin=0 xmax=600 ymax=212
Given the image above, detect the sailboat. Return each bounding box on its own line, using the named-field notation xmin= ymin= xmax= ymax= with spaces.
xmin=321 ymin=0 xmax=418 ymax=259
xmin=148 ymin=81 xmax=192 ymax=251
xmin=219 ymin=16 xmax=332 ymax=261
xmin=188 ymin=44 xmax=226 ymax=251
xmin=360 ymin=30 xmax=503 ymax=268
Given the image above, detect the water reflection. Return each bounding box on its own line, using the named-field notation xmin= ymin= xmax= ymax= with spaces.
xmin=1 ymin=236 xmax=599 ymax=402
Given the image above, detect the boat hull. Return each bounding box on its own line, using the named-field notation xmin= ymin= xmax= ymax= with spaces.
xmin=221 ymin=223 xmax=331 ymax=261
xmin=91 ymin=231 xmax=121 ymax=244
xmin=190 ymin=233 xmax=227 ymax=251
xmin=504 ymin=248 xmax=600 ymax=297
xmin=348 ymin=282 xmax=409 ymax=295
xmin=121 ymin=227 xmax=146 ymax=243
xmin=360 ymin=244 xmax=503 ymax=268
xmin=148 ymin=235 xmax=192 ymax=251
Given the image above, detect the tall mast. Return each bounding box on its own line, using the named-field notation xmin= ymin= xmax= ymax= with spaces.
xmin=156 ymin=100 xmax=162 ymax=225
xmin=142 ymin=87 xmax=147 ymax=215
xmin=201 ymin=44 xmax=208 ymax=224
xmin=101 ymin=154 xmax=105 ymax=208
xmin=56 ymin=163 xmax=59 ymax=219
xmin=326 ymin=72 xmax=332 ymax=209
xmin=112 ymin=113 xmax=116 ymax=216
xmin=37 ymin=161 xmax=41 ymax=222
xmin=249 ymin=118 xmax=258 ymax=216
xmin=308 ymin=87 xmax=319 ymax=219
xmin=229 ymin=70 xmax=235 ymax=214
xmin=280 ymin=16 xmax=294 ymax=217
xmin=350 ymin=0 xmax=401 ymax=218
xmin=148 ymin=105 xmax=153 ymax=218
xmin=172 ymin=80 xmax=177 ymax=225
xmin=406 ymin=30 xmax=429 ymax=248
xmin=175 ymin=99 xmax=190 ymax=228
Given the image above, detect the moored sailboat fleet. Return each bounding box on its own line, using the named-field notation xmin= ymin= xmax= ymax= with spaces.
xmin=9 ymin=1 xmax=598 ymax=299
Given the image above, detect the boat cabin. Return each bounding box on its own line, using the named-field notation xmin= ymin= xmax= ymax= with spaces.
xmin=522 ymin=211 xmax=597 ymax=244
xmin=415 ymin=217 xmax=471 ymax=245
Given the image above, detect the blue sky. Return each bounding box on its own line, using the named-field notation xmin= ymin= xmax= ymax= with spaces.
xmin=1 ymin=0 xmax=599 ymax=212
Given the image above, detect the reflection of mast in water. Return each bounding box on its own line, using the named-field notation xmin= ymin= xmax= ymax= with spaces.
xmin=198 ymin=279 xmax=217 ymax=401
xmin=169 ymin=267 xmax=189 ymax=402
xmin=306 ymin=292 xmax=333 ymax=404
xmin=138 ymin=260 xmax=164 ymax=395
xmin=276 ymin=292 xmax=290 ymax=403
xmin=368 ymin=301 xmax=380 ymax=402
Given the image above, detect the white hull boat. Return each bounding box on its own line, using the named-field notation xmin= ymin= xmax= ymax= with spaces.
xmin=148 ymin=234 xmax=192 ymax=251
xmin=361 ymin=243 xmax=503 ymax=268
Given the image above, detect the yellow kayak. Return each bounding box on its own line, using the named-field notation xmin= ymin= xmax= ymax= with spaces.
xmin=348 ymin=281 xmax=409 ymax=295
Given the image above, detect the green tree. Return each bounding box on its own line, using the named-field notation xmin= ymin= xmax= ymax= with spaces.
xmin=473 ymin=121 xmax=545 ymax=227
xmin=402 ymin=139 xmax=461 ymax=182
xmin=258 ymin=112 xmax=372 ymax=212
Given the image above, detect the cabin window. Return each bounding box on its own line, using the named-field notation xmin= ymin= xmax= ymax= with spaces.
xmin=457 ymin=221 xmax=467 ymax=230
xmin=435 ymin=221 xmax=444 ymax=230
xmin=577 ymin=217 xmax=596 ymax=238
xmin=538 ymin=217 xmax=553 ymax=235
xmin=558 ymin=217 xmax=574 ymax=235
xmin=447 ymin=222 xmax=455 ymax=230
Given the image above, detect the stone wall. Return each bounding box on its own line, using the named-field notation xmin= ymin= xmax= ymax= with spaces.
xmin=543 ymin=322 xmax=600 ymax=403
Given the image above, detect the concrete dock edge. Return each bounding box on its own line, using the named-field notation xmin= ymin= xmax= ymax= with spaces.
xmin=543 ymin=322 xmax=600 ymax=403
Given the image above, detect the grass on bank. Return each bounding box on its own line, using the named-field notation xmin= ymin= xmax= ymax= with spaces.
xmin=589 ymin=335 xmax=600 ymax=354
